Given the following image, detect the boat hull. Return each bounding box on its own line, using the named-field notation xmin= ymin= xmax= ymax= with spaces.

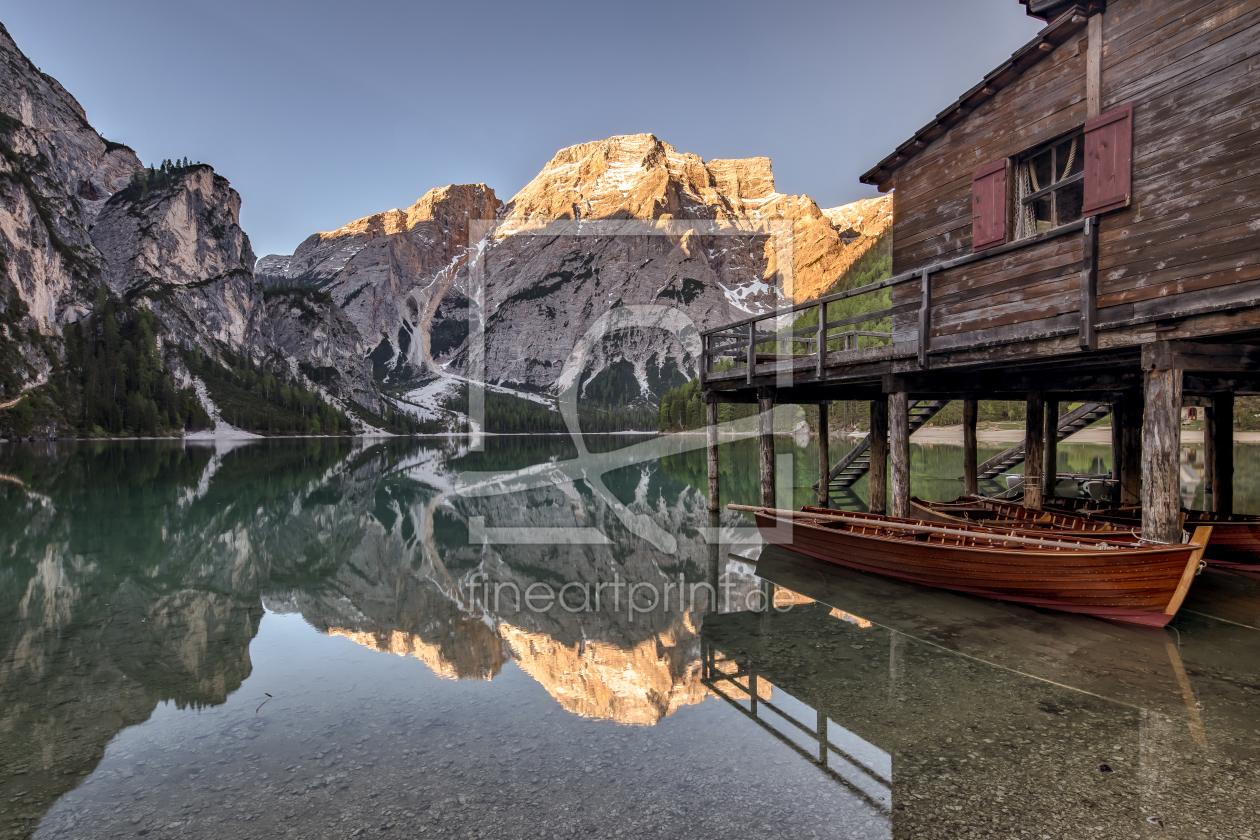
xmin=754 ymin=510 xmax=1200 ymax=627
xmin=1041 ymin=497 xmax=1260 ymax=566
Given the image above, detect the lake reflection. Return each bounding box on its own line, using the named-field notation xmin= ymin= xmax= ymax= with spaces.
xmin=0 ymin=436 xmax=1258 ymax=840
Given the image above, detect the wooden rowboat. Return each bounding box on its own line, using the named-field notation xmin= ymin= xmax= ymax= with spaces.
xmin=1040 ymin=496 xmax=1260 ymax=567
xmin=729 ymin=504 xmax=1209 ymax=627
xmin=903 ymin=497 xmax=1142 ymax=543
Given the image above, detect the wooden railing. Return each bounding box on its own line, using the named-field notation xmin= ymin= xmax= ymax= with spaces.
xmin=700 ymin=218 xmax=1093 ymax=386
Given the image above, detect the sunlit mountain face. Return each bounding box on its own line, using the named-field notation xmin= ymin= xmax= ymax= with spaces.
xmin=2 ymin=437 xmax=1259 ymax=840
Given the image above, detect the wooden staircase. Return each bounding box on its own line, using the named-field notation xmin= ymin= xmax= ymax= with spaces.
xmin=824 ymin=400 xmax=951 ymax=492
xmin=976 ymin=402 xmax=1112 ymax=480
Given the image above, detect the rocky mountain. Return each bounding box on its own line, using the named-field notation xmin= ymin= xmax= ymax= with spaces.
xmin=0 ymin=23 xmax=386 ymax=437
xmin=259 ymin=135 xmax=889 ymax=419
xmin=807 ymin=194 xmax=893 ymax=303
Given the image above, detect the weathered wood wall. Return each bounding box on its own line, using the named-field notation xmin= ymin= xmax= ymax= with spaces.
xmin=888 ymin=0 xmax=1260 ymax=348
xmin=1094 ymin=0 xmax=1260 ymax=318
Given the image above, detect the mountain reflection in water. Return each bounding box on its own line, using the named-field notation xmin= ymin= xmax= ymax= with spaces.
xmin=0 ymin=436 xmax=1257 ymax=840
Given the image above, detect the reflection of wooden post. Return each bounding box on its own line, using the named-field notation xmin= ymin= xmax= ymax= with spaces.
xmin=817 ymin=402 xmax=830 ymax=508
xmin=706 ymin=399 xmax=720 ymax=511
xmin=707 ymin=511 xmax=721 ymax=613
xmin=1142 ymin=368 xmax=1183 ymax=544
xmin=1043 ymin=399 xmax=1059 ymax=500
xmin=963 ymin=399 xmax=978 ymax=496
xmin=869 ymin=400 xmax=889 ymax=514
xmin=1024 ymin=391 xmax=1045 ymax=510
xmin=1205 ymin=393 xmax=1234 ymax=514
xmin=759 ymin=390 xmax=775 ymax=507
xmin=889 ymin=392 xmax=911 ymax=518
xmin=817 ymin=711 xmax=829 ymax=764
xmin=1118 ymin=390 xmax=1144 ymax=505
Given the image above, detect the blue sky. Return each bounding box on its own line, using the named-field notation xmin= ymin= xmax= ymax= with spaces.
xmin=7 ymin=1 xmax=1042 ymax=258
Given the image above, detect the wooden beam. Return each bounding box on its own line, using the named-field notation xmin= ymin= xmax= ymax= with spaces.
xmin=963 ymin=399 xmax=979 ymax=496
xmin=889 ymin=392 xmax=911 ymax=518
xmin=1079 ymin=215 xmax=1098 ymax=350
xmin=1142 ymin=367 xmax=1183 ymax=544
xmin=1206 ymin=393 xmax=1234 ymax=515
xmin=746 ymin=322 xmax=755 ymax=386
xmin=1024 ymin=391 xmax=1045 ymax=510
xmin=1044 ymin=398 xmax=1059 ymax=500
xmin=706 ymin=400 xmax=720 ymax=512
xmin=1117 ymin=389 xmax=1143 ymax=506
xmin=1086 ymin=12 xmax=1102 ymax=119
xmin=1142 ymin=341 xmax=1260 ymax=373
xmin=869 ymin=399 xmax=889 ymax=515
xmin=759 ymin=390 xmax=775 ymax=507
xmin=817 ymin=403 xmax=830 ymax=508
xmin=885 ymin=368 xmax=1141 ymax=397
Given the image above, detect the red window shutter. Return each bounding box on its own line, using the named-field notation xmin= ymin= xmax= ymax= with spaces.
xmin=972 ymin=159 xmax=1007 ymax=252
xmin=1083 ymin=103 xmax=1133 ymax=215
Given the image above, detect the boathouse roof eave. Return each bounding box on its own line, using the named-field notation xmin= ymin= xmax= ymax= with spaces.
xmin=858 ymin=5 xmax=1091 ymax=191
xmin=1020 ymin=0 xmax=1104 ymax=21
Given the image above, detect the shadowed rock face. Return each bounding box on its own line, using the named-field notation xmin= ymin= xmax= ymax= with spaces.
xmin=92 ymin=167 xmax=259 ymax=354
xmin=0 ymin=23 xmax=142 ymax=394
xmin=256 ymin=184 xmax=502 ymax=382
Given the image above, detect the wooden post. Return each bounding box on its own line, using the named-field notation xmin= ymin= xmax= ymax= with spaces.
xmin=1043 ymin=399 xmax=1059 ymax=500
xmin=815 ymin=301 xmax=826 ymax=380
xmin=706 ymin=398 xmax=720 ymax=512
xmin=816 ymin=402 xmax=830 ymax=508
xmin=1206 ymin=393 xmax=1234 ymax=514
xmin=1142 ymin=368 xmax=1183 ymax=544
xmin=1118 ymin=389 xmax=1143 ymax=505
xmin=1079 ymin=216 xmax=1099 ymax=351
xmin=1024 ymin=391 xmax=1045 ymax=510
xmin=759 ymin=390 xmax=775 ymax=508
xmin=1086 ymin=12 xmax=1103 ymax=119
xmin=963 ymin=398 xmax=979 ymax=496
xmin=918 ymin=270 xmax=931 ymax=368
xmin=889 ymin=391 xmax=910 ymax=518
xmin=869 ymin=400 xmax=889 ymax=515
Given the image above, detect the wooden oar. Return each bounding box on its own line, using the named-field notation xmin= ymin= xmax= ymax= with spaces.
xmin=725 ymin=505 xmax=1178 ymax=552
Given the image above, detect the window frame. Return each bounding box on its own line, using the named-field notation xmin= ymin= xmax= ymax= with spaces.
xmin=1012 ymin=127 xmax=1086 ymax=240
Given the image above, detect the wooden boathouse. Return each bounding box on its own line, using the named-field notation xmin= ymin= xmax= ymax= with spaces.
xmin=700 ymin=0 xmax=1260 ymax=544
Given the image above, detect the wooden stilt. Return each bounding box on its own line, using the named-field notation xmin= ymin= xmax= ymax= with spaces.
xmin=963 ymin=398 xmax=978 ymax=496
xmin=1206 ymin=393 xmax=1234 ymax=514
xmin=759 ymin=390 xmax=775 ymax=508
xmin=706 ymin=399 xmax=720 ymax=512
xmin=869 ymin=400 xmax=889 ymax=515
xmin=1119 ymin=389 xmax=1143 ymax=506
xmin=889 ymin=391 xmax=910 ymax=518
xmin=1043 ymin=398 xmax=1059 ymax=500
xmin=1142 ymin=368 xmax=1183 ymax=544
xmin=816 ymin=402 xmax=830 ymax=508
xmin=1024 ymin=391 xmax=1045 ymax=510
xmin=1110 ymin=396 xmax=1123 ymax=490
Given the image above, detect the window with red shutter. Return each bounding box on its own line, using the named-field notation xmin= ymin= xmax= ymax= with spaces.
xmin=1083 ymin=103 xmax=1133 ymax=215
xmin=972 ymin=159 xmax=1008 ymax=252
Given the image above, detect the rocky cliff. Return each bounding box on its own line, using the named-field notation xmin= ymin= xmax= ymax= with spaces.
xmin=0 ymin=23 xmax=386 ymax=435
xmin=92 ymin=165 xmax=260 ymax=353
xmin=0 ymin=22 xmax=141 ymax=400
xmin=256 ymin=184 xmax=501 ymax=384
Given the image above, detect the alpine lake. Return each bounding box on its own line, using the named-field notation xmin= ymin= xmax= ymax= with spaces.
xmin=2 ymin=433 xmax=1258 ymax=840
